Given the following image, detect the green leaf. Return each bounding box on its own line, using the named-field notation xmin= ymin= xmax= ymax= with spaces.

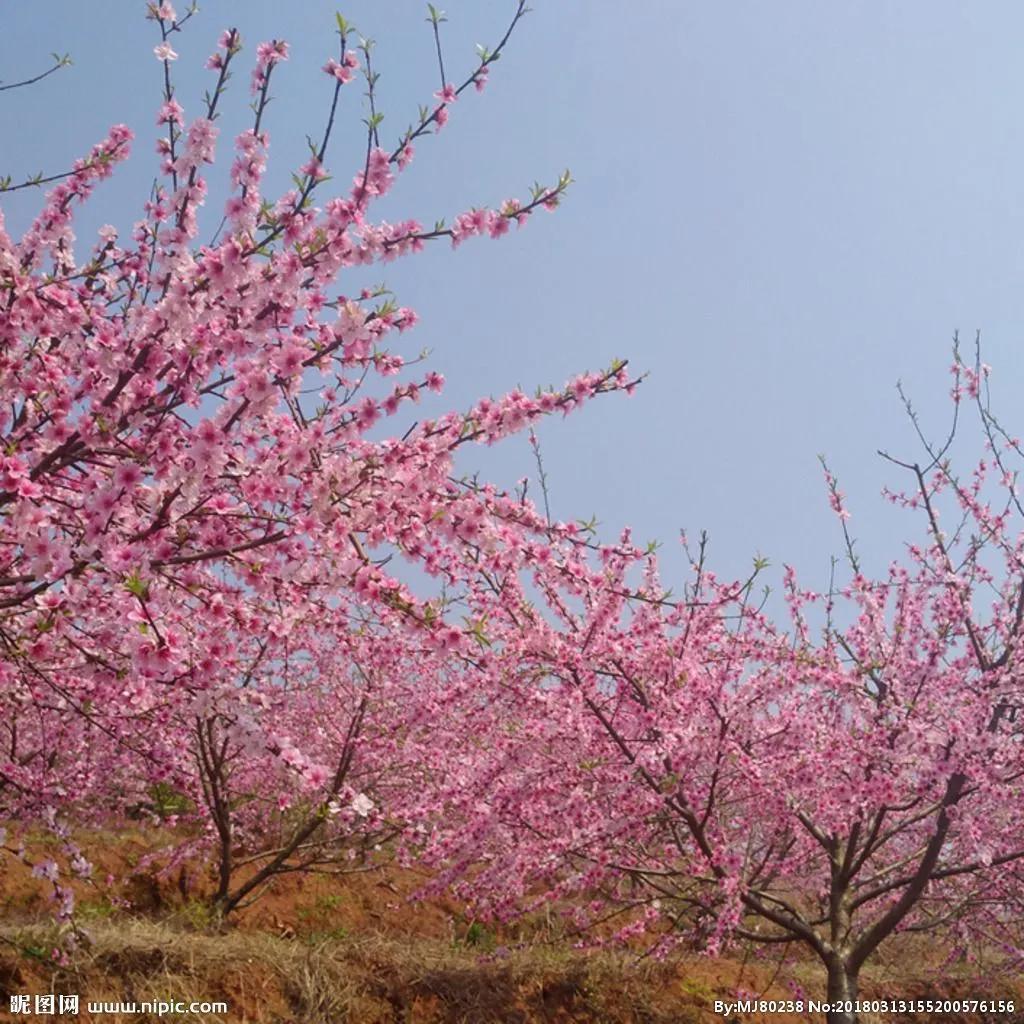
xmin=124 ymin=573 xmax=150 ymax=601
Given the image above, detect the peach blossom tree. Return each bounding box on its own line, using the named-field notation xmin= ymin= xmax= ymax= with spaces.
xmin=0 ymin=1 xmax=632 ymax=924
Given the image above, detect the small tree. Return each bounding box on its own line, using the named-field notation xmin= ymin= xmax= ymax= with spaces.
xmin=168 ymin=616 xmax=420 ymax=916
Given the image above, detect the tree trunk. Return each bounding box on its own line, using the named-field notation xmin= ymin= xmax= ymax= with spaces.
xmin=826 ymin=957 xmax=859 ymax=1024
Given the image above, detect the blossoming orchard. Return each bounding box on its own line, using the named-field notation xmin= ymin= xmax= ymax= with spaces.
xmin=1 ymin=4 xmax=1022 ymax=1021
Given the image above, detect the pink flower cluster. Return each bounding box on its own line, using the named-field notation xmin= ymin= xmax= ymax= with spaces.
xmin=323 ymin=51 xmax=359 ymax=84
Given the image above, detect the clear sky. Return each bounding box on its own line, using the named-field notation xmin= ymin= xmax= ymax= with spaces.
xmin=4 ymin=2 xmax=1024 ymax=595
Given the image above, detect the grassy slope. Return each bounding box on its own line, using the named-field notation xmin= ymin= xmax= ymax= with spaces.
xmin=1 ymin=832 xmax=1019 ymax=1023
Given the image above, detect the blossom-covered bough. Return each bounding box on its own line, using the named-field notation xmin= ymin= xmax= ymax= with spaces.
xmin=417 ymin=344 xmax=1024 ymax=1022
xmin=0 ymin=1 xmax=633 ymax=929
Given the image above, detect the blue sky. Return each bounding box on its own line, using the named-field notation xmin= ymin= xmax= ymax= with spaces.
xmin=3 ymin=2 xmax=1023 ymax=595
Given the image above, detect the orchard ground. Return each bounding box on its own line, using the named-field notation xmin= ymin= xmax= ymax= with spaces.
xmin=0 ymin=831 xmax=1019 ymax=1024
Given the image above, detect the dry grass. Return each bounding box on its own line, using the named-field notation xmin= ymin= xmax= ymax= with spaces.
xmin=6 ymin=917 xmax=1017 ymax=1024
xmin=1 ymin=917 xmax=714 ymax=1023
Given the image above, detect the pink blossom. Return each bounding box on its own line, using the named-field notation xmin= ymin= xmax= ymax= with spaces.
xmin=352 ymin=793 xmax=374 ymax=817
xmin=113 ymin=463 xmax=143 ymax=490
xmin=397 ymin=144 xmax=415 ymax=170
xmin=256 ymin=40 xmax=290 ymax=65
xmin=156 ymin=99 xmax=184 ymax=126
xmin=300 ymin=157 xmax=328 ymax=182
xmin=323 ymin=58 xmax=354 ymax=84
xmin=32 ymin=860 xmax=59 ymax=882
